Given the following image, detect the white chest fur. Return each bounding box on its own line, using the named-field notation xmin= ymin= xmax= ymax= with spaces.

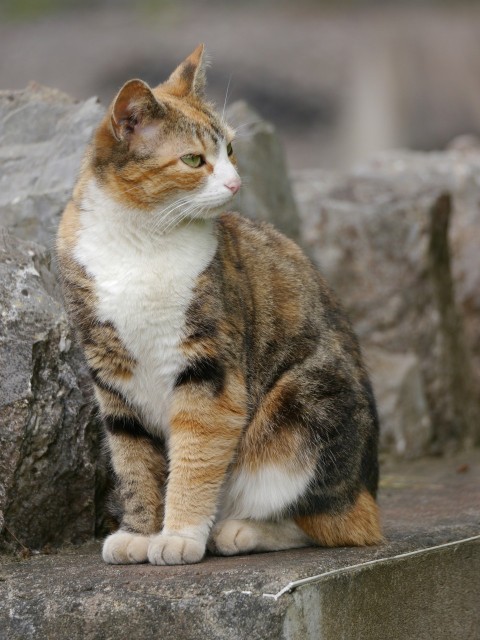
xmin=74 ymin=180 xmax=218 ymax=435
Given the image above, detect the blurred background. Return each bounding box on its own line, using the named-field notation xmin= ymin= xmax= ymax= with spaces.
xmin=1 ymin=0 xmax=480 ymax=171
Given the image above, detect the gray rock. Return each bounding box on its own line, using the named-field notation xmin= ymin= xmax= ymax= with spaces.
xmin=0 ymin=84 xmax=104 ymax=247
xmin=366 ymin=347 xmax=431 ymax=458
xmin=355 ymin=148 xmax=480 ymax=397
xmin=227 ymin=100 xmax=301 ymax=242
xmin=294 ymin=159 xmax=480 ymax=455
xmin=0 ymin=229 xmax=100 ymax=552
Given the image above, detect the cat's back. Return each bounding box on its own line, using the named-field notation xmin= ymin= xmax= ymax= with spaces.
xmin=217 ymin=211 xmax=313 ymax=277
xmin=215 ymin=211 xmax=356 ymax=348
xmin=215 ymin=211 xmax=322 ymax=321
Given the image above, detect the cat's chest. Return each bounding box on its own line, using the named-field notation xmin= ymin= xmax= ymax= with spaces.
xmin=74 ymin=208 xmax=217 ymax=434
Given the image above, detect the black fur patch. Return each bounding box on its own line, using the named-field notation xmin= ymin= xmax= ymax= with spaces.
xmin=104 ymin=415 xmax=151 ymax=438
xmin=89 ymin=367 xmax=131 ymax=403
xmin=175 ymin=357 xmax=225 ymax=394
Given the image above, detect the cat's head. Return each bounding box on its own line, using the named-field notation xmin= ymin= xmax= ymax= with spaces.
xmin=92 ymin=44 xmax=241 ymax=228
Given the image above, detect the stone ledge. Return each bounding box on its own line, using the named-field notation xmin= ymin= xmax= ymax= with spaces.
xmin=1 ymin=452 xmax=478 ymax=639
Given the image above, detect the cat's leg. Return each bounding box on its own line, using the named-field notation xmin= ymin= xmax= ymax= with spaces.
xmin=97 ymin=387 xmax=166 ymax=564
xmin=102 ymin=430 xmax=166 ymax=564
xmin=294 ymin=490 xmax=383 ymax=547
xmin=209 ymin=519 xmax=311 ymax=556
xmin=222 ymin=368 xmax=382 ymax=550
xmin=147 ymin=374 xmax=246 ymax=565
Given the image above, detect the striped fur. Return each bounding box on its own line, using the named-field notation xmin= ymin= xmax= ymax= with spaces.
xmin=57 ymin=45 xmax=382 ymax=566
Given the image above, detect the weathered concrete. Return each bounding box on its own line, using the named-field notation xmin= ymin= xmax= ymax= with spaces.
xmin=1 ymin=452 xmax=478 ymax=640
xmin=284 ymin=538 xmax=479 ymax=640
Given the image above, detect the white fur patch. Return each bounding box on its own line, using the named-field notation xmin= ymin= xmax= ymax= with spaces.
xmin=220 ymin=465 xmax=313 ymax=520
xmin=74 ymin=179 xmax=218 ymax=437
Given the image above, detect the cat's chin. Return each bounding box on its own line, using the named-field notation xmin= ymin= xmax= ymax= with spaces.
xmin=186 ymin=204 xmax=230 ymax=222
xmin=201 ymin=205 xmax=230 ymax=218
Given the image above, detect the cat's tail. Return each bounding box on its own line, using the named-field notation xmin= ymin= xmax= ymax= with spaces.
xmin=294 ymin=490 xmax=384 ymax=547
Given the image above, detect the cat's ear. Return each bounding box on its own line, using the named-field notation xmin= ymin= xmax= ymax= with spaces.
xmin=110 ymin=79 xmax=164 ymax=142
xmin=161 ymin=44 xmax=207 ymax=98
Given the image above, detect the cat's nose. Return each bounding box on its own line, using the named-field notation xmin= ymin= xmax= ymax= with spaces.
xmin=225 ymin=178 xmax=241 ymax=195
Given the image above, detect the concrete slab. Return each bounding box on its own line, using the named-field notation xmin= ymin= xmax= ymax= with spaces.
xmin=1 ymin=452 xmax=479 ymax=640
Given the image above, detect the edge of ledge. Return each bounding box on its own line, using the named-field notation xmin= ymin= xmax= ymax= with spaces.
xmin=262 ymin=533 xmax=480 ymax=600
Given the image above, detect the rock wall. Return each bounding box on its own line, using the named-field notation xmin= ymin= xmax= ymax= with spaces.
xmin=0 ymin=86 xmax=479 ymax=551
xmin=295 ymin=147 xmax=480 ymax=455
xmin=0 ymin=230 xmax=101 ymax=552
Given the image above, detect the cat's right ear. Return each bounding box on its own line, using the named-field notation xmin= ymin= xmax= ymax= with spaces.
xmin=110 ymin=79 xmax=164 ymax=142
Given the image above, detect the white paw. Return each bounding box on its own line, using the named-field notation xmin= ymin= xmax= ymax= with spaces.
xmin=102 ymin=530 xmax=150 ymax=564
xmin=209 ymin=520 xmax=259 ymax=556
xmin=148 ymin=533 xmax=205 ymax=565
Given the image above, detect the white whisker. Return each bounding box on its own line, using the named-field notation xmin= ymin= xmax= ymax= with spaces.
xmin=222 ymin=74 xmax=233 ymax=123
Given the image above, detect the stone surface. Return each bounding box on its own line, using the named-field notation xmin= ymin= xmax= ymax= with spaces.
xmin=0 ymin=451 xmax=478 ymax=640
xmin=0 ymin=84 xmax=104 ymax=248
xmin=366 ymin=347 xmax=431 ymax=457
xmin=358 ymin=148 xmax=480 ymax=393
xmin=0 ymin=229 xmax=101 ymax=552
xmin=294 ymin=154 xmax=480 ymax=455
xmin=285 ymin=538 xmax=479 ymax=640
xmin=226 ymin=100 xmax=301 ymax=242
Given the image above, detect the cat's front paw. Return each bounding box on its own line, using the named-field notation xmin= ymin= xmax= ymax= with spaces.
xmin=208 ymin=519 xmax=259 ymax=556
xmin=148 ymin=533 xmax=205 ymax=565
xmin=102 ymin=530 xmax=150 ymax=564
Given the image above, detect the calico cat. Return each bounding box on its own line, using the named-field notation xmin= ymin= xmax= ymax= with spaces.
xmin=56 ymin=44 xmax=382 ymax=565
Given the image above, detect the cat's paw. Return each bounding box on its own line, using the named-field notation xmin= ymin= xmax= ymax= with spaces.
xmin=208 ymin=519 xmax=259 ymax=556
xmin=148 ymin=533 xmax=205 ymax=565
xmin=102 ymin=530 xmax=150 ymax=564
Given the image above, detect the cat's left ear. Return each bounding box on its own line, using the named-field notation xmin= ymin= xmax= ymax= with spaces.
xmin=110 ymin=79 xmax=164 ymax=142
xmin=161 ymin=44 xmax=207 ymax=98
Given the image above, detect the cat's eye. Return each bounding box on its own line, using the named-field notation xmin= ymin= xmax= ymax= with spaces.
xmin=181 ymin=154 xmax=205 ymax=168
xmin=227 ymin=142 xmax=233 ymax=156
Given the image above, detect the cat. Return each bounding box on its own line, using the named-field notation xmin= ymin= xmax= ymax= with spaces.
xmin=56 ymin=44 xmax=382 ymax=566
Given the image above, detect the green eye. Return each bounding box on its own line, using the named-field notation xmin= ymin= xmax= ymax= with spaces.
xmin=181 ymin=154 xmax=204 ymax=168
xmin=226 ymin=142 xmax=233 ymax=156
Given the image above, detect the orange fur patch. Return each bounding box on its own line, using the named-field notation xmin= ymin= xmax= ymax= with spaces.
xmin=236 ymin=375 xmax=312 ymax=472
xmin=95 ymin=385 xmax=136 ymax=419
xmin=164 ymin=373 xmax=247 ymax=531
xmin=107 ymin=431 xmax=166 ymax=534
xmin=295 ymin=490 xmax=383 ymax=547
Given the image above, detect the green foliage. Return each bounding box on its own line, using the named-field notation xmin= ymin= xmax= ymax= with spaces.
xmin=1 ymin=0 xmax=92 ymax=21
xmin=1 ymin=0 xmax=477 ymax=23
xmin=0 ymin=0 xmax=174 ymax=22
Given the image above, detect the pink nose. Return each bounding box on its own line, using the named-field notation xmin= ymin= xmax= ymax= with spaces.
xmin=225 ymin=178 xmax=241 ymax=195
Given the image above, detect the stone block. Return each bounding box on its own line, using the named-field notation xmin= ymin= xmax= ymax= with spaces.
xmin=1 ymin=452 xmax=478 ymax=639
